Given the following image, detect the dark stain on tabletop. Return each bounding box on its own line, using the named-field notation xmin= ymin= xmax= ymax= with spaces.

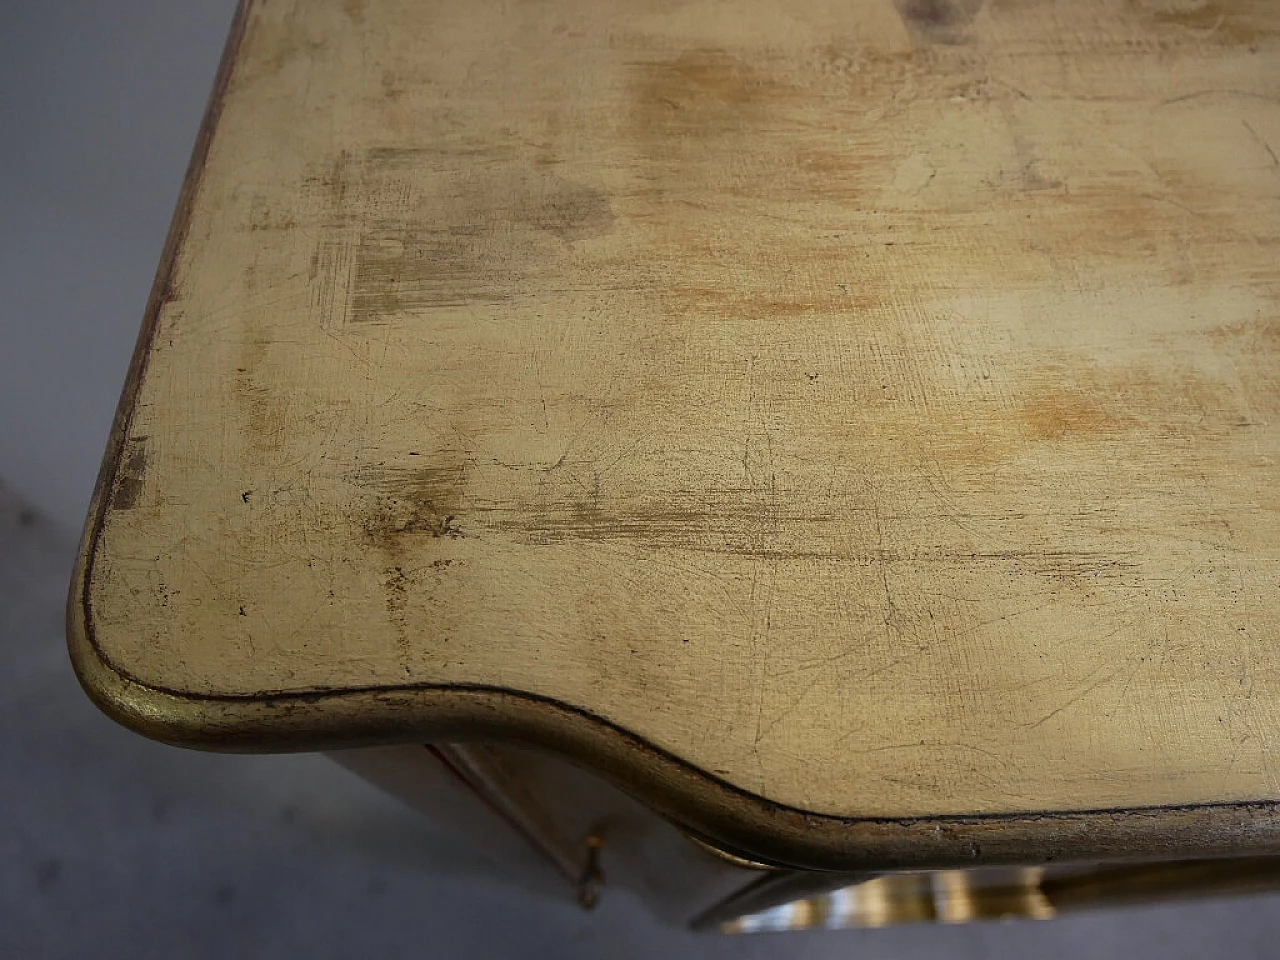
xmin=352 ymin=462 xmax=470 ymax=544
xmin=111 ymin=437 xmax=149 ymax=511
xmin=516 ymin=180 xmax=614 ymax=242
xmin=385 ymin=565 xmax=410 ymax=621
xmin=346 ymin=166 xmax=613 ymax=321
xmin=353 ymin=459 xmax=472 ymax=670
xmin=895 ymin=0 xmax=985 ymax=44
xmin=471 ymin=488 xmax=845 ymax=560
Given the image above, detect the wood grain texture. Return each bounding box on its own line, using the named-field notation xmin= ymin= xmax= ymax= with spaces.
xmin=74 ymin=0 xmax=1279 ymax=833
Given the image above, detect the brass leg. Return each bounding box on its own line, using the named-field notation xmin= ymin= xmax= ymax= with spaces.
xmin=691 ymin=869 xmax=878 ymax=931
xmin=714 ymin=858 xmax=1280 ymax=933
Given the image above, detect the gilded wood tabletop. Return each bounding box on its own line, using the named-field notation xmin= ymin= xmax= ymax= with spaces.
xmin=73 ymin=0 xmax=1280 ymax=857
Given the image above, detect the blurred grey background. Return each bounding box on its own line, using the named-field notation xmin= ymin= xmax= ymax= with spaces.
xmin=2 ymin=2 xmax=1279 ymax=956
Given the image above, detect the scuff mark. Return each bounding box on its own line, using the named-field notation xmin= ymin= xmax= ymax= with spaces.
xmin=111 ymin=437 xmax=150 ymax=511
xmin=351 ymin=461 xmax=471 ymax=544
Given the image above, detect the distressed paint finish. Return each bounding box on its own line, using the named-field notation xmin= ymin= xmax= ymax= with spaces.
xmin=76 ymin=0 xmax=1279 ymax=826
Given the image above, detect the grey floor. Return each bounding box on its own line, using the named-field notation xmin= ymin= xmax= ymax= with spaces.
xmin=3 ymin=3 xmax=1280 ymax=957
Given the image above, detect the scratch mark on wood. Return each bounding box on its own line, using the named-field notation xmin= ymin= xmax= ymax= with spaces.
xmin=1027 ymin=669 xmax=1117 ymax=730
xmin=1241 ymin=120 xmax=1279 ymax=168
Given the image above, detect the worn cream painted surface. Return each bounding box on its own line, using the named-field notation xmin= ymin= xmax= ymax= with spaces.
xmin=88 ymin=0 xmax=1279 ymax=817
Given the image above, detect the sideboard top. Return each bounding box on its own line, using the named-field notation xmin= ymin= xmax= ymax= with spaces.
xmin=72 ymin=0 xmax=1280 ymax=868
